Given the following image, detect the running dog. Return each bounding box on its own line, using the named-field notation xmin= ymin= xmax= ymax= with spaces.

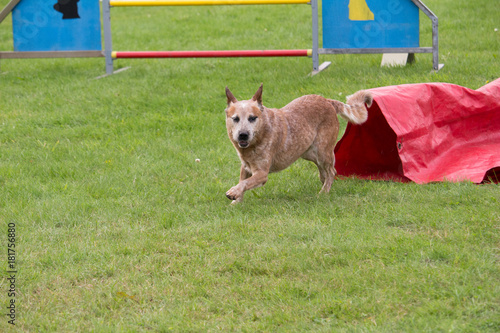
xmin=225 ymin=84 xmax=372 ymax=204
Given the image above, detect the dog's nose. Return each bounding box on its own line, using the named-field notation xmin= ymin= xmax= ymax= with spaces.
xmin=238 ymin=132 xmax=249 ymax=141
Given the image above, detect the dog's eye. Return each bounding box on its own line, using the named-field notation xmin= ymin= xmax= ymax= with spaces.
xmin=248 ymin=116 xmax=258 ymax=122
xmin=233 ymin=116 xmax=240 ymax=123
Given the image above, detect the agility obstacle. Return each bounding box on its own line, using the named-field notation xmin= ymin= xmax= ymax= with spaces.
xmin=102 ymin=0 xmax=325 ymax=75
xmin=0 ymin=0 xmax=442 ymax=74
xmin=0 ymin=0 xmax=102 ymax=59
xmin=320 ymin=0 xmax=443 ymax=71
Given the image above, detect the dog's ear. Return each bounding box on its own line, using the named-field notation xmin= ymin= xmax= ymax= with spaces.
xmin=225 ymin=86 xmax=237 ymax=106
xmin=252 ymin=84 xmax=263 ymax=106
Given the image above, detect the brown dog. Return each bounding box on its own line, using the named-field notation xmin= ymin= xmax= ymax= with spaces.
xmin=225 ymin=84 xmax=372 ymax=203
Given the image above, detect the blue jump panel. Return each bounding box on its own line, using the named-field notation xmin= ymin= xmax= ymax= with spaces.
xmin=322 ymin=0 xmax=419 ymax=49
xmin=12 ymin=0 xmax=101 ymax=52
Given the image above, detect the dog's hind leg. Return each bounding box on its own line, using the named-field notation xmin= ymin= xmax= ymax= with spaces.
xmin=315 ymin=132 xmax=338 ymax=194
xmin=302 ymin=145 xmax=336 ymax=192
xmin=318 ymin=157 xmax=336 ymax=194
xmin=302 ymin=147 xmax=325 ymax=184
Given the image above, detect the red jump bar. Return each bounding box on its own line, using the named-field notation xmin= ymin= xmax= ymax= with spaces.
xmin=112 ymin=49 xmax=312 ymax=58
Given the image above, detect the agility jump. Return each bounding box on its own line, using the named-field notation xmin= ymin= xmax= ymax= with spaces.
xmin=0 ymin=0 xmax=441 ymax=74
xmin=103 ymin=0 xmax=325 ymax=75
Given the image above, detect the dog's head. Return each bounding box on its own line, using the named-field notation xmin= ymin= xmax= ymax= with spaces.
xmin=225 ymin=84 xmax=264 ymax=149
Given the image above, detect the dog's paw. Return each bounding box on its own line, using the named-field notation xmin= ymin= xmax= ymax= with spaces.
xmin=226 ymin=185 xmax=243 ymax=201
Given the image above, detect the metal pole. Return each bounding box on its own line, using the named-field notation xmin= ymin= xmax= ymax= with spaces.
xmin=432 ymin=16 xmax=439 ymax=71
xmin=102 ymin=0 xmax=114 ymax=75
xmin=411 ymin=0 xmax=441 ymax=71
xmin=0 ymin=0 xmax=22 ymax=24
xmin=311 ymin=0 xmax=319 ymax=72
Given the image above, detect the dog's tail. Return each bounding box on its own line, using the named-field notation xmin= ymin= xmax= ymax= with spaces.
xmin=329 ymin=90 xmax=373 ymax=125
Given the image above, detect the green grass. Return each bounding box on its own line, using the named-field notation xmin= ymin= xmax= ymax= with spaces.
xmin=1 ymin=0 xmax=499 ymax=331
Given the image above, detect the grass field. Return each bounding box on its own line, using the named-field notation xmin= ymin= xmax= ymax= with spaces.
xmin=1 ymin=0 xmax=499 ymax=331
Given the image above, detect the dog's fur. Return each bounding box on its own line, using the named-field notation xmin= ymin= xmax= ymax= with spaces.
xmin=225 ymin=84 xmax=372 ymax=203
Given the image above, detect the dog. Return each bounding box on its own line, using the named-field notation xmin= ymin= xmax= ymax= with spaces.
xmin=225 ymin=84 xmax=372 ymax=204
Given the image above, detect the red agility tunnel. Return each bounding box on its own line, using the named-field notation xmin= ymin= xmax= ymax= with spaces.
xmin=112 ymin=49 xmax=312 ymax=59
xmin=335 ymin=78 xmax=500 ymax=184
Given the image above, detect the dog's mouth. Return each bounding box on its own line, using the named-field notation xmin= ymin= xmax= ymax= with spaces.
xmin=238 ymin=141 xmax=249 ymax=148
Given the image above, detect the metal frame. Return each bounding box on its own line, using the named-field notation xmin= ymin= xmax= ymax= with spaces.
xmin=0 ymin=0 xmax=21 ymax=24
xmin=0 ymin=51 xmax=103 ymax=59
xmin=319 ymin=0 xmax=443 ymax=71
xmin=411 ymin=0 xmax=442 ymax=70
xmin=103 ymin=0 xmax=114 ymax=74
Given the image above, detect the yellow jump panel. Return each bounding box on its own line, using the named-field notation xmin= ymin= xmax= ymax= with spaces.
xmin=110 ymin=0 xmax=310 ymax=6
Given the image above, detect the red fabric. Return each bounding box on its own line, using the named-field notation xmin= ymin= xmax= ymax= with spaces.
xmin=335 ymin=79 xmax=500 ymax=183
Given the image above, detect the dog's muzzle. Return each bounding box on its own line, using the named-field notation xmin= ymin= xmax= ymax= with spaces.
xmin=238 ymin=132 xmax=250 ymax=148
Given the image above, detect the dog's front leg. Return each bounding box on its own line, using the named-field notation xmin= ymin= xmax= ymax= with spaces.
xmin=226 ymin=166 xmax=252 ymax=204
xmin=226 ymin=169 xmax=268 ymax=204
xmin=239 ymin=164 xmax=252 ymax=182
